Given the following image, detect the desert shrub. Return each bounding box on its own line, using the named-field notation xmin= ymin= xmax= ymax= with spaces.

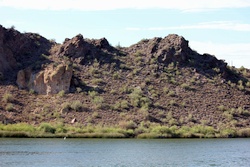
xmin=169 ymin=77 xmax=177 ymax=84
xmin=39 ymin=123 xmax=56 ymax=134
xmin=223 ymin=111 xmax=233 ymax=120
xmin=112 ymin=102 xmax=121 ymax=111
xmin=71 ymin=100 xmax=83 ymax=112
xmin=181 ymin=83 xmax=190 ymax=90
xmin=168 ymin=118 xmax=178 ymax=126
xmin=88 ymin=91 xmax=98 ymax=98
xmin=93 ymin=96 xmax=104 ymax=109
xmin=151 ymin=125 xmax=171 ymax=135
xmin=218 ymin=105 xmax=227 ymax=112
xmin=92 ymin=78 xmax=105 ymax=85
xmin=42 ymin=105 xmax=51 ymax=113
xmin=167 ymin=90 xmax=175 ymax=97
xmin=246 ymin=81 xmax=250 ymax=88
xmin=113 ymin=72 xmax=120 ymax=80
xmin=113 ymin=100 xmax=129 ymax=111
xmin=57 ymin=90 xmax=65 ymax=97
xmin=129 ymin=88 xmax=151 ymax=108
xmin=119 ymin=120 xmax=137 ymax=130
xmin=120 ymin=100 xmax=129 ymax=110
xmin=129 ymin=88 xmax=142 ymax=107
xmin=169 ymin=100 xmax=177 ymax=106
xmin=219 ymin=128 xmax=236 ymax=137
xmin=190 ymin=125 xmax=215 ymax=136
xmin=237 ymin=80 xmax=244 ymax=90
xmin=120 ymin=85 xmax=133 ymax=94
xmin=237 ymin=128 xmax=250 ymax=137
xmin=134 ymin=50 xmax=143 ymax=57
xmin=2 ymin=93 xmax=14 ymax=103
xmin=5 ymin=103 xmax=14 ymax=111
xmin=110 ymin=89 xmax=117 ymax=95
xmin=55 ymin=123 xmax=67 ymax=133
xmin=29 ymin=89 xmax=36 ymax=94
xmin=236 ymin=107 xmax=250 ymax=116
xmin=76 ymin=87 xmax=82 ymax=93
xmin=61 ymin=102 xmax=71 ymax=111
xmin=163 ymin=87 xmax=169 ymax=93
xmin=92 ymin=112 xmax=101 ymax=118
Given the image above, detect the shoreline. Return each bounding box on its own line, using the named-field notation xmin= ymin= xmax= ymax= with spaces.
xmin=1 ymin=123 xmax=250 ymax=139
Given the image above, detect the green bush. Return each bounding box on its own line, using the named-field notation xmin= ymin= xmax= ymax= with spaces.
xmin=119 ymin=120 xmax=137 ymax=130
xmin=237 ymin=128 xmax=250 ymax=137
xmin=5 ymin=103 xmax=14 ymax=111
xmin=167 ymin=90 xmax=175 ymax=97
xmin=181 ymin=83 xmax=190 ymax=90
xmin=0 ymin=123 xmax=35 ymax=132
xmin=71 ymin=100 xmax=83 ymax=112
xmin=218 ymin=105 xmax=227 ymax=112
xmin=57 ymin=90 xmax=65 ymax=97
xmin=29 ymin=89 xmax=36 ymax=94
xmin=39 ymin=123 xmax=56 ymax=134
xmin=2 ymin=93 xmax=14 ymax=103
xmin=93 ymin=96 xmax=104 ymax=109
xmin=113 ymin=100 xmax=130 ymax=111
xmin=129 ymin=88 xmax=151 ymax=108
xmin=88 ymin=91 xmax=98 ymax=98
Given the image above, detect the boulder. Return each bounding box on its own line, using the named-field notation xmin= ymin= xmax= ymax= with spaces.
xmin=16 ymin=64 xmax=73 ymax=95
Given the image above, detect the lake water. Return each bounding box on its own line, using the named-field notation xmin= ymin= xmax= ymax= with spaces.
xmin=0 ymin=138 xmax=250 ymax=167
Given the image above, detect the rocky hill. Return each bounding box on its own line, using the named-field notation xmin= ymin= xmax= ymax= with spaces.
xmin=0 ymin=25 xmax=250 ymax=138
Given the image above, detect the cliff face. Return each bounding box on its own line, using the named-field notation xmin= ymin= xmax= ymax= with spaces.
xmin=16 ymin=64 xmax=73 ymax=94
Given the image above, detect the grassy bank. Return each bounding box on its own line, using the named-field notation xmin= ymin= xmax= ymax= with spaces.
xmin=1 ymin=122 xmax=250 ymax=138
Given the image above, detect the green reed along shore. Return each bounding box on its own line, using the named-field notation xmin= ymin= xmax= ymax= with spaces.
xmin=1 ymin=123 xmax=250 ymax=138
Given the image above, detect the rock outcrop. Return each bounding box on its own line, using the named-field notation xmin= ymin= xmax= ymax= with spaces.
xmin=17 ymin=64 xmax=73 ymax=95
xmin=0 ymin=26 xmax=18 ymax=73
xmin=55 ymin=34 xmax=117 ymax=65
xmin=0 ymin=25 xmax=53 ymax=74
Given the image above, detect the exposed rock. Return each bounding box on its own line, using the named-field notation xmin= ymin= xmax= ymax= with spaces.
xmin=0 ymin=26 xmax=17 ymax=73
xmin=16 ymin=64 xmax=73 ymax=94
xmin=16 ymin=68 xmax=32 ymax=89
xmin=155 ymin=34 xmax=192 ymax=64
xmin=0 ymin=25 xmax=53 ymax=76
xmin=56 ymin=34 xmax=91 ymax=59
xmin=71 ymin=118 xmax=77 ymax=124
xmin=55 ymin=34 xmax=116 ymax=65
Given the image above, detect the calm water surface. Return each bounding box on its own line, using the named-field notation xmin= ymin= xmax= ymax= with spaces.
xmin=0 ymin=138 xmax=250 ymax=167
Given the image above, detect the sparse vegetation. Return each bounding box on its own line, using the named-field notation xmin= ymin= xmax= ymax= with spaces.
xmin=57 ymin=90 xmax=65 ymax=97
xmin=2 ymin=93 xmax=14 ymax=103
xmin=5 ymin=103 xmax=14 ymax=111
xmin=71 ymin=100 xmax=83 ymax=112
xmin=0 ymin=26 xmax=250 ymax=138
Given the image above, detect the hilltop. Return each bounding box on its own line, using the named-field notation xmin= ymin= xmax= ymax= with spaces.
xmin=0 ymin=25 xmax=250 ymax=138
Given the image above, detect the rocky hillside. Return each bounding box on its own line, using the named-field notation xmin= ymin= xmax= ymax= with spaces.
xmin=0 ymin=25 xmax=250 ymax=136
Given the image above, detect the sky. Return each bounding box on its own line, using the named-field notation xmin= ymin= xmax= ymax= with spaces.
xmin=0 ymin=0 xmax=250 ymax=68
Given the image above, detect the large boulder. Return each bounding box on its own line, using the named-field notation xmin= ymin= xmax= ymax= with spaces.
xmin=17 ymin=64 xmax=73 ymax=95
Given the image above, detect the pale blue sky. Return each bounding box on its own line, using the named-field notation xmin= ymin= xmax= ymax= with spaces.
xmin=0 ymin=0 xmax=250 ymax=68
